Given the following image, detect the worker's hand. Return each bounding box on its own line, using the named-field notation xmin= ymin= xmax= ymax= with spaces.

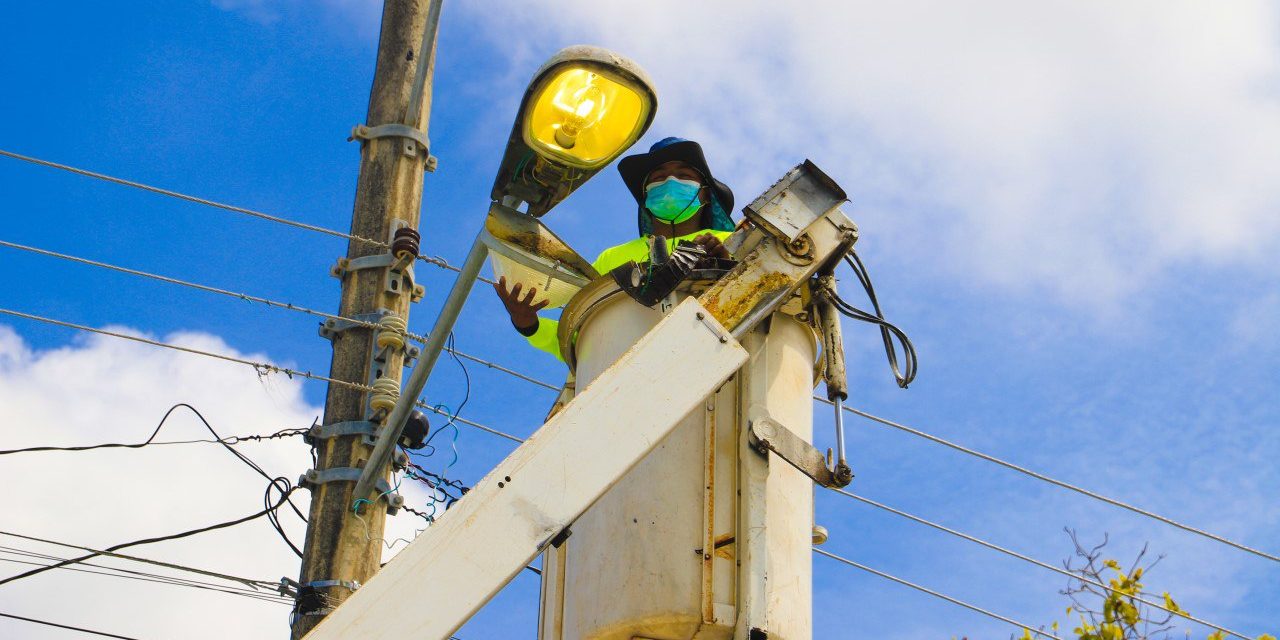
xmin=494 ymin=276 xmax=548 ymax=333
xmin=693 ymin=233 xmax=731 ymax=260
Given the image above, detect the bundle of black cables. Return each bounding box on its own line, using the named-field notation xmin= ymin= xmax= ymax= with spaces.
xmin=832 ymin=249 xmax=918 ymax=388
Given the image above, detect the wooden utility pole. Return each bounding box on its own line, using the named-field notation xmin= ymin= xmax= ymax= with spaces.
xmin=291 ymin=1 xmax=440 ymax=637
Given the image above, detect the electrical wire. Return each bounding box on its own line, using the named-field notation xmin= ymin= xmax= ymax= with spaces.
xmin=0 ymin=238 xmax=426 ymax=338
xmin=0 ymin=486 xmax=297 ymax=587
xmin=0 ymin=307 xmax=369 ymax=393
xmin=831 ymin=249 xmax=917 ymax=388
xmin=0 ymin=531 xmax=278 ymax=592
xmin=9 ymin=268 xmax=1268 ymax=565
xmin=0 ymin=238 xmax=550 ymax=391
xmin=0 ymin=305 xmax=527 ymax=444
xmin=403 ymin=459 xmax=469 ymax=503
xmin=818 ymin=397 xmax=1280 ymax=564
xmin=0 ymin=556 xmax=289 ymax=605
xmin=0 ymin=150 xmax=372 ymax=251
xmin=441 ymin=332 xmax=472 ymax=432
xmin=0 ymin=148 xmax=485 ymax=281
xmin=0 ymin=611 xmax=142 ymax=640
xmin=415 ymin=402 xmax=523 ymax=443
xmin=0 ymin=422 xmax=307 ymax=456
xmin=826 ymin=489 xmax=1252 ymax=639
xmin=0 ymin=401 xmax=308 ymax=557
xmin=814 ymin=548 xmax=1061 ymax=640
xmin=449 ymin=348 xmax=560 ymax=392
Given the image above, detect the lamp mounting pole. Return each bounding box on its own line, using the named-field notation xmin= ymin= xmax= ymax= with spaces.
xmin=291 ymin=1 xmax=442 ymax=637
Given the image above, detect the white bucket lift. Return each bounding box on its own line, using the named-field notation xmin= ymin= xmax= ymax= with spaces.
xmin=539 ymin=276 xmax=817 ymax=640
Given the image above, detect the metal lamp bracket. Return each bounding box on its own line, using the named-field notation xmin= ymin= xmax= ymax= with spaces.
xmin=299 ymin=467 xmax=405 ymax=515
xmin=330 ymin=254 xmax=425 ymax=302
xmin=349 ymin=123 xmax=437 ymax=171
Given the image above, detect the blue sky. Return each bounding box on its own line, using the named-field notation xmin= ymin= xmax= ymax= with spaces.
xmin=1 ymin=1 xmax=1278 ymax=639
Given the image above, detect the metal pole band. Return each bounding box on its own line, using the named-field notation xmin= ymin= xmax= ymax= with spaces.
xmin=349 ymin=124 xmax=436 ymax=170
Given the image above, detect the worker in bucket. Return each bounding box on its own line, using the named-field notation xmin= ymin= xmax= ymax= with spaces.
xmin=493 ymin=136 xmax=736 ymax=360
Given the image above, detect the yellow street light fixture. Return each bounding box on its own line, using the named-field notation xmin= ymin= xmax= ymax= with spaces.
xmin=492 ymin=45 xmax=658 ymax=216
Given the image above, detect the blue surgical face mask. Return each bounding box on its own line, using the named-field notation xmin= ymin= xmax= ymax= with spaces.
xmin=644 ymin=177 xmax=704 ymax=224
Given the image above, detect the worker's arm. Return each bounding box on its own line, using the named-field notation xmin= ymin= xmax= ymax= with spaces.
xmin=517 ymin=317 xmax=563 ymax=361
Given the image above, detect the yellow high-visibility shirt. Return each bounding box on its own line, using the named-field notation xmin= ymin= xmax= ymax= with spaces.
xmin=523 ymin=229 xmax=733 ymax=362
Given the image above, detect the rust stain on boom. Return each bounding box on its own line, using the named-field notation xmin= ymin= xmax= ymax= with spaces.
xmin=698 ymin=268 xmax=793 ymax=331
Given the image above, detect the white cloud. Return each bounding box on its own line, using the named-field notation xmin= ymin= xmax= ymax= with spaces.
xmin=469 ymin=0 xmax=1280 ymax=304
xmin=0 ymin=324 xmax=317 ymax=638
xmin=0 ymin=325 xmax=436 ymax=638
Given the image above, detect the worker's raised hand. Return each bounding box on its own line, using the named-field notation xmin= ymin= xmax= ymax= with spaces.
xmin=693 ymin=233 xmax=731 ymax=260
xmin=494 ymin=276 xmax=548 ymax=332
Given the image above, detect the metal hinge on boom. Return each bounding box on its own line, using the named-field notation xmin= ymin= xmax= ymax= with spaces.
xmin=748 ymin=417 xmax=853 ymax=488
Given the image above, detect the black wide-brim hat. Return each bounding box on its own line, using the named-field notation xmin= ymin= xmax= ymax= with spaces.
xmin=618 ymin=137 xmax=734 ymax=215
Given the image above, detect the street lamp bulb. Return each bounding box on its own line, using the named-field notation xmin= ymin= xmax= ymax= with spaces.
xmin=524 ymin=65 xmax=650 ymax=169
xmin=553 ymin=79 xmax=607 ymax=148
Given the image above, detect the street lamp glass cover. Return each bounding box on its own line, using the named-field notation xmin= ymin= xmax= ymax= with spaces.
xmin=524 ymin=66 xmax=650 ymax=169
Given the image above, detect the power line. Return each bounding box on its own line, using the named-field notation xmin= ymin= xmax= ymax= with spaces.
xmin=0 ymin=549 xmax=287 ymax=603
xmin=0 ymin=238 xmax=416 ymax=336
xmin=813 ymin=548 xmax=1061 ymax=640
xmin=0 ymin=429 xmax=307 ymax=455
xmin=11 ymin=283 xmax=1265 ymax=566
xmin=0 ymin=532 xmax=278 ymax=592
xmin=0 ymin=611 xmax=142 ymax=640
xmin=448 ymin=348 xmax=560 ymax=392
xmin=0 ymin=237 xmax=548 ymax=391
xmin=416 ymin=401 xmax=524 ymax=443
xmin=819 ymin=398 xmax=1280 ymax=565
xmin=0 ymin=148 xmax=484 ymax=282
xmin=0 ymin=486 xmax=298 ymax=587
xmin=0 ymin=307 xmax=370 ymax=394
xmin=0 ymin=556 xmax=289 ymax=605
xmin=826 ymin=489 xmax=1252 ymax=640
xmin=0 ymin=305 xmax=525 ymax=444
xmin=0 ymin=149 xmax=373 ymax=250
xmin=0 ymin=422 xmax=306 ymax=456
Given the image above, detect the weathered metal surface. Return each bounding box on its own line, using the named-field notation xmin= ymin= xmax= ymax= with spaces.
xmin=484 ymin=202 xmax=598 ymax=279
xmin=743 ymin=159 xmax=848 ymax=244
xmin=701 ymin=395 xmax=718 ymax=626
xmin=541 ymin=277 xmax=817 ymax=640
xmin=697 ymin=162 xmax=856 ymax=337
xmin=749 ymin=417 xmax=850 ymax=489
xmin=734 ymin=322 xmax=817 ymax=640
xmin=304 ymin=299 xmax=747 ymax=640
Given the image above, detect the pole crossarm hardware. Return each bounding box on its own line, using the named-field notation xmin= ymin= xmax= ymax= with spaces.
xmin=304 ymin=299 xmax=747 ymax=640
xmin=351 ymin=230 xmax=490 ymax=507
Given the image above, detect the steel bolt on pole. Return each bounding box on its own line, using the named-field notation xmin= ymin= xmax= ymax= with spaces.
xmin=291 ymin=1 xmax=443 ymax=638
